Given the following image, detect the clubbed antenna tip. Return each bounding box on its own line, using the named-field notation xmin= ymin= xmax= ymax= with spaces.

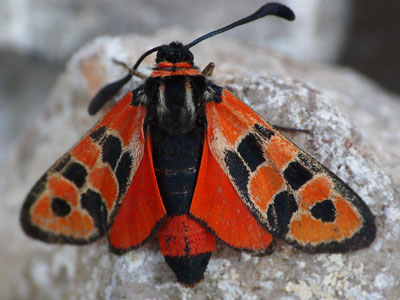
xmin=184 ymin=3 xmax=295 ymax=49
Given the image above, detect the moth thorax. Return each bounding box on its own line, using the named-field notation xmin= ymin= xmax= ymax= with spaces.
xmin=155 ymin=77 xmax=198 ymax=135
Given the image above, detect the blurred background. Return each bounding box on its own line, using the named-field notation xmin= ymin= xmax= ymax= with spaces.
xmin=0 ymin=0 xmax=399 ymax=163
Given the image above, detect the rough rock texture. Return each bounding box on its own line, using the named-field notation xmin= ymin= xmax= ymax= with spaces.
xmin=1 ymin=32 xmax=399 ymax=300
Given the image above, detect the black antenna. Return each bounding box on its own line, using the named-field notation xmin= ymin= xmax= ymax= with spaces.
xmin=88 ymin=2 xmax=295 ymax=115
xmin=88 ymin=45 xmax=162 ymax=115
xmin=132 ymin=45 xmax=164 ymax=70
xmin=88 ymin=73 xmax=133 ymax=115
xmin=185 ymin=3 xmax=295 ymax=49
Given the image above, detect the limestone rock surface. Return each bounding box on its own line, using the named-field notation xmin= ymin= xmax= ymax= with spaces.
xmin=1 ymin=32 xmax=399 ymax=300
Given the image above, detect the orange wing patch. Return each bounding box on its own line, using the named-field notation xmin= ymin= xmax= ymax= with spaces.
xmin=249 ymin=164 xmax=284 ymax=212
xmin=265 ymin=135 xmax=298 ymax=169
xmin=21 ymin=91 xmax=148 ymax=244
xmin=205 ymin=88 xmax=376 ymax=253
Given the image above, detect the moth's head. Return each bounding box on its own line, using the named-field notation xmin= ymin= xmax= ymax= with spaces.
xmin=156 ymin=42 xmax=194 ymax=65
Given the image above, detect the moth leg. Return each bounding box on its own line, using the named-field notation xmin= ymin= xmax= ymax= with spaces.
xmin=273 ymin=125 xmax=311 ymax=134
xmin=201 ymin=62 xmax=215 ymax=77
xmin=112 ymin=58 xmax=148 ymax=80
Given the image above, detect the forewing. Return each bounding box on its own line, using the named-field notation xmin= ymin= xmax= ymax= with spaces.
xmin=205 ymin=88 xmax=376 ymax=253
xmin=21 ymin=90 xmax=147 ymax=244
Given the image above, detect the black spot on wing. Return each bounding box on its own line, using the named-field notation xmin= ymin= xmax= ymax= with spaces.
xmin=115 ymin=151 xmax=133 ymax=196
xmin=51 ymin=197 xmax=71 ymax=217
xmin=90 ymin=126 xmax=107 ymax=142
xmin=101 ymin=135 xmax=122 ymax=170
xmin=283 ymin=161 xmax=313 ymax=190
xmin=237 ymin=133 xmax=265 ymax=172
xmin=310 ymin=199 xmax=336 ymax=223
xmin=81 ymin=189 xmax=108 ymax=235
xmin=267 ymin=191 xmax=298 ymax=237
xmin=224 ymin=150 xmax=250 ymax=198
xmin=254 ymin=124 xmax=274 ymax=140
xmin=62 ymin=162 xmax=88 ymax=188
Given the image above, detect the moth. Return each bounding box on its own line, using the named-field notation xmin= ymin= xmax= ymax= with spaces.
xmin=21 ymin=3 xmax=376 ymax=286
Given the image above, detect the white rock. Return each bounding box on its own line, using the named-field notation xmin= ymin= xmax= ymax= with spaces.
xmin=1 ymin=32 xmax=398 ymax=300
